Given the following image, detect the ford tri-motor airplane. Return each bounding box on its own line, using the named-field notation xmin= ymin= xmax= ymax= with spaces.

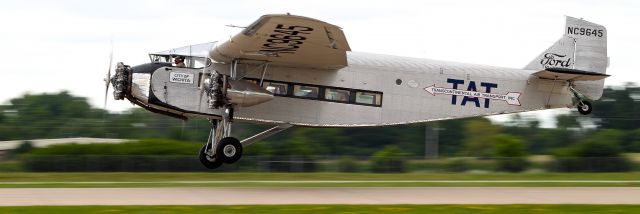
xmin=106 ymin=14 xmax=609 ymax=169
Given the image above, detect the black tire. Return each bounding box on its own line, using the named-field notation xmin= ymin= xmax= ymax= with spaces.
xmin=216 ymin=137 xmax=243 ymax=164
xmin=199 ymin=144 xmax=223 ymax=169
xmin=577 ymin=100 xmax=593 ymax=115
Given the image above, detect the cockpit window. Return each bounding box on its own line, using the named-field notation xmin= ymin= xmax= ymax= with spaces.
xmin=151 ymin=55 xmax=171 ymax=63
xmin=149 ymin=54 xmax=210 ymax=69
xmin=179 ymin=57 xmax=209 ymax=68
xmin=148 ymin=42 xmax=216 ymax=69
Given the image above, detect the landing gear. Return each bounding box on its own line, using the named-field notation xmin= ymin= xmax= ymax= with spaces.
xmin=199 ymin=144 xmax=222 ymax=169
xmin=197 ymin=118 xmax=293 ymax=169
xmin=217 ymin=137 xmax=242 ymax=164
xmin=568 ymin=82 xmax=593 ymax=115
xmin=198 ymin=106 xmax=241 ymax=169
xmin=199 ymin=136 xmax=241 ymax=168
xmin=577 ymin=100 xmax=593 ymax=115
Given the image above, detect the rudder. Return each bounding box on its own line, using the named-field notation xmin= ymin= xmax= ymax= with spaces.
xmin=525 ymin=16 xmax=608 ymax=100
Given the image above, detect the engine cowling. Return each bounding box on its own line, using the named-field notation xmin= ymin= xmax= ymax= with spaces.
xmin=226 ymin=80 xmax=274 ymax=107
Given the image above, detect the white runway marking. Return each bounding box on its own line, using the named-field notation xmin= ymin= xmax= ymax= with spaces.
xmin=0 ymin=180 xmax=639 ymax=185
xmin=1 ymin=187 xmax=639 ymax=205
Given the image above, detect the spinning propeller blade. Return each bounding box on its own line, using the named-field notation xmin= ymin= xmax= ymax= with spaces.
xmin=103 ymin=42 xmax=113 ymax=110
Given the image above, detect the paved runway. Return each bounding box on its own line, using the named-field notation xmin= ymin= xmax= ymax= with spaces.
xmin=1 ymin=187 xmax=639 ymax=205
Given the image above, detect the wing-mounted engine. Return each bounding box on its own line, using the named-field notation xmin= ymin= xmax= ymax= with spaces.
xmin=226 ymin=80 xmax=275 ymax=107
xmin=203 ymin=71 xmax=274 ymax=109
xmin=203 ymin=72 xmax=227 ymax=109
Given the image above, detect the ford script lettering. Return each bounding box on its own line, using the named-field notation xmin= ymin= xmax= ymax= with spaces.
xmin=540 ymin=53 xmax=572 ymax=68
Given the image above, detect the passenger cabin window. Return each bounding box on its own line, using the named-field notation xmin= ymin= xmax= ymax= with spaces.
xmin=243 ymin=78 xmax=382 ymax=107
xmin=325 ymin=88 xmax=351 ymax=102
xmin=293 ymin=85 xmax=319 ymax=98
xmin=356 ymin=92 xmax=382 ymax=106
xmin=263 ymin=82 xmax=288 ymax=95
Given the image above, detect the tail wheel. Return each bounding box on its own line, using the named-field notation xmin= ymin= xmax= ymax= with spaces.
xmin=577 ymin=100 xmax=593 ymax=115
xmin=216 ymin=137 xmax=243 ymax=164
xmin=199 ymin=144 xmax=223 ymax=169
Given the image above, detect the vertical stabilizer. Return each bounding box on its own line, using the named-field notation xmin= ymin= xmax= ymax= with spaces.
xmin=525 ymin=16 xmax=608 ymax=100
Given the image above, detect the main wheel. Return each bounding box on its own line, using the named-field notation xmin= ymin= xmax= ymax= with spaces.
xmin=199 ymin=144 xmax=223 ymax=169
xmin=577 ymin=100 xmax=593 ymax=115
xmin=216 ymin=137 xmax=243 ymax=164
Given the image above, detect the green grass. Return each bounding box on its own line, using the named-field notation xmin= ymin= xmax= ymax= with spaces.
xmin=0 ymin=205 xmax=639 ymax=214
xmin=0 ymin=172 xmax=639 ymax=188
xmin=0 ymin=161 xmax=22 ymax=172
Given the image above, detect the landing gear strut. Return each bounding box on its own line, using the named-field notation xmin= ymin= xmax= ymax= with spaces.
xmin=568 ymin=82 xmax=593 ymax=115
xmin=197 ymin=116 xmax=293 ymax=169
xmin=198 ymin=107 xmax=242 ymax=169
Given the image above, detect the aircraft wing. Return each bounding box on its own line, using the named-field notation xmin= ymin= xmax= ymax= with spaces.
xmin=532 ymin=67 xmax=610 ymax=81
xmin=210 ymin=14 xmax=351 ymax=69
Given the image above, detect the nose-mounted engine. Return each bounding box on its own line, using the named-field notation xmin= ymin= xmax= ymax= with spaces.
xmin=108 ymin=61 xmax=273 ymax=120
xmin=111 ymin=62 xmax=130 ymax=101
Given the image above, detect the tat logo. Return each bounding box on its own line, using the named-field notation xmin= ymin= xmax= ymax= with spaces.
xmin=424 ymin=78 xmax=521 ymax=108
xmin=540 ymin=53 xmax=572 ymax=68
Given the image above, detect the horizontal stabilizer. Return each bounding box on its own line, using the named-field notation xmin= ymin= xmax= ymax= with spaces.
xmin=532 ymin=67 xmax=610 ymax=81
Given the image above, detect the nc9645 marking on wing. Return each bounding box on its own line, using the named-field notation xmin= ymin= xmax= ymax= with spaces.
xmin=260 ymin=24 xmax=314 ymax=55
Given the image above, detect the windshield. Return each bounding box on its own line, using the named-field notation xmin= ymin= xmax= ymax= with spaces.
xmin=149 ymin=55 xmax=210 ymax=68
xmin=148 ymin=42 xmax=216 ymax=68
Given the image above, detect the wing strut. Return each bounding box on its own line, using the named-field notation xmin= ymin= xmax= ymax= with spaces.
xmin=241 ymin=123 xmax=293 ymax=147
xmin=544 ymin=76 xmax=559 ymax=108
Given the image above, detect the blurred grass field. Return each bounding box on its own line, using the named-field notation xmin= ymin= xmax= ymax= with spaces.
xmin=0 ymin=172 xmax=639 ymax=188
xmin=0 ymin=205 xmax=639 ymax=214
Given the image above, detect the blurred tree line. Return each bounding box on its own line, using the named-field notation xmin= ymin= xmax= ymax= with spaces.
xmin=1 ymin=84 xmax=639 ymax=163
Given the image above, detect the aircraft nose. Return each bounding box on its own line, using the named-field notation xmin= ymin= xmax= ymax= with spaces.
xmin=111 ymin=62 xmax=131 ymax=100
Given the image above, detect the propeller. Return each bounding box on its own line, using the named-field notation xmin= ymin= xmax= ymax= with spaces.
xmin=102 ymin=40 xmax=114 ymax=126
xmin=103 ymin=41 xmax=114 ymax=110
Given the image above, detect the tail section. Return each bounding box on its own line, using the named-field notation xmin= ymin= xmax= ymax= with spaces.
xmin=525 ymin=16 xmax=608 ymax=100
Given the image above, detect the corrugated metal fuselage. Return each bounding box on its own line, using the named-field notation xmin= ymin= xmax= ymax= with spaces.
xmin=224 ymin=52 xmax=574 ymax=127
xmin=144 ymin=52 xmax=577 ymax=127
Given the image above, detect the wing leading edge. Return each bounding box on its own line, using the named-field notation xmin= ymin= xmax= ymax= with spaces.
xmin=210 ymin=14 xmax=351 ymax=70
